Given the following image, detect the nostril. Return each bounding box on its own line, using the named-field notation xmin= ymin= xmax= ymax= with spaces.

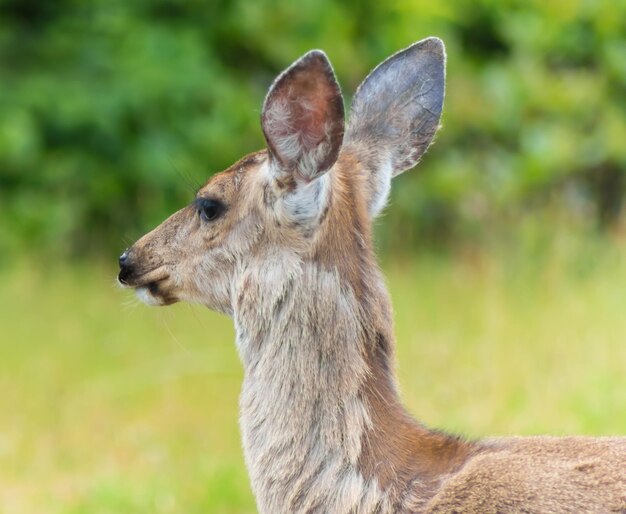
xmin=118 ymin=251 xmax=134 ymax=285
xmin=118 ymin=263 xmax=134 ymax=285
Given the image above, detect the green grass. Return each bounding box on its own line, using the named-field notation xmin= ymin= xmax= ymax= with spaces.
xmin=1 ymin=240 xmax=625 ymax=513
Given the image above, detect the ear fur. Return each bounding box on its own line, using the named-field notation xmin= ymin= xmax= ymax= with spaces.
xmin=261 ymin=50 xmax=345 ymax=184
xmin=345 ymin=37 xmax=446 ymax=217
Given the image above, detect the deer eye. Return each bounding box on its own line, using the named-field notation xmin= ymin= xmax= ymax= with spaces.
xmin=196 ymin=198 xmax=225 ymax=222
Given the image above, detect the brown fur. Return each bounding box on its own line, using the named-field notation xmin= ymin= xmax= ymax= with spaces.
xmin=119 ymin=39 xmax=626 ymax=513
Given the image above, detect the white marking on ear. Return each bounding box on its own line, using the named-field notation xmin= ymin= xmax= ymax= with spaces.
xmin=263 ymin=99 xmax=302 ymax=164
xmin=368 ymin=157 xmax=393 ymax=218
xmin=265 ymin=112 xmax=339 ymax=183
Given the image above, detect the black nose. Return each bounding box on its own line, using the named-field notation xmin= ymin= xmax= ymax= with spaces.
xmin=118 ymin=251 xmax=134 ymax=285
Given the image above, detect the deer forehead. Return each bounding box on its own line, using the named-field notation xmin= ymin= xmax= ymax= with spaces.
xmin=197 ymin=150 xmax=268 ymax=200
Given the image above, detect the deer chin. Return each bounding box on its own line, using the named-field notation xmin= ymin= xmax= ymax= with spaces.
xmin=135 ymin=283 xmax=177 ymax=306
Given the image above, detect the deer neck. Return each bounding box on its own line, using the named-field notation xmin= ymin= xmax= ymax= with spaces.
xmin=232 ymin=254 xmax=427 ymax=513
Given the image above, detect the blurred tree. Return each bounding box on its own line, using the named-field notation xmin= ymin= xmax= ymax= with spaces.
xmin=0 ymin=0 xmax=624 ymax=259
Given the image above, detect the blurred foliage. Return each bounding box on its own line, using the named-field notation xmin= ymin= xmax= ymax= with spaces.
xmin=0 ymin=0 xmax=625 ymax=258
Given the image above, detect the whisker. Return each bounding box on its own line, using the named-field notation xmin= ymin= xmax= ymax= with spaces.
xmin=168 ymin=157 xmax=203 ymax=193
xmin=109 ymin=276 xmax=124 ymax=290
xmin=120 ymin=293 xmax=141 ymax=311
xmin=160 ymin=311 xmax=192 ymax=355
xmin=121 ymin=235 xmax=135 ymax=248
xmin=187 ymin=303 xmax=209 ymax=331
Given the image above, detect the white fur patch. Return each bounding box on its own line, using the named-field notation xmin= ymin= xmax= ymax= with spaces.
xmin=261 ymin=160 xmax=331 ymax=228
xmin=281 ymin=173 xmax=330 ymax=226
xmin=369 ymin=157 xmax=393 ymax=218
xmin=264 ymin=99 xmax=336 ymax=181
xmin=135 ymin=286 xmax=162 ymax=306
xmin=264 ymin=99 xmax=302 ymax=162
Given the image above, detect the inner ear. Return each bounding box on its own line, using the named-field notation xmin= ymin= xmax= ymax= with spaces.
xmin=262 ymin=50 xmax=345 ymax=182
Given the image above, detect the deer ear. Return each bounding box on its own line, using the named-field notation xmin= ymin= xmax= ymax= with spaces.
xmin=262 ymin=50 xmax=345 ymax=183
xmin=345 ymin=37 xmax=446 ymax=217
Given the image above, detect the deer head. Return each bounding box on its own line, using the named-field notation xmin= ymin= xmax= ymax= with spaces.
xmin=118 ymin=38 xmax=445 ymax=318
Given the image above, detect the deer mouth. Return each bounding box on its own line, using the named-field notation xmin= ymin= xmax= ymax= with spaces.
xmin=118 ymin=267 xmax=177 ymax=306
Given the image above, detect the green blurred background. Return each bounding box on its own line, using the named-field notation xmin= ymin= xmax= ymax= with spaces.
xmin=1 ymin=0 xmax=625 ymax=512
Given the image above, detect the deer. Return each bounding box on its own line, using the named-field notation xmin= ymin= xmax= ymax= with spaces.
xmin=118 ymin=37 xmax=626 ymax=513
